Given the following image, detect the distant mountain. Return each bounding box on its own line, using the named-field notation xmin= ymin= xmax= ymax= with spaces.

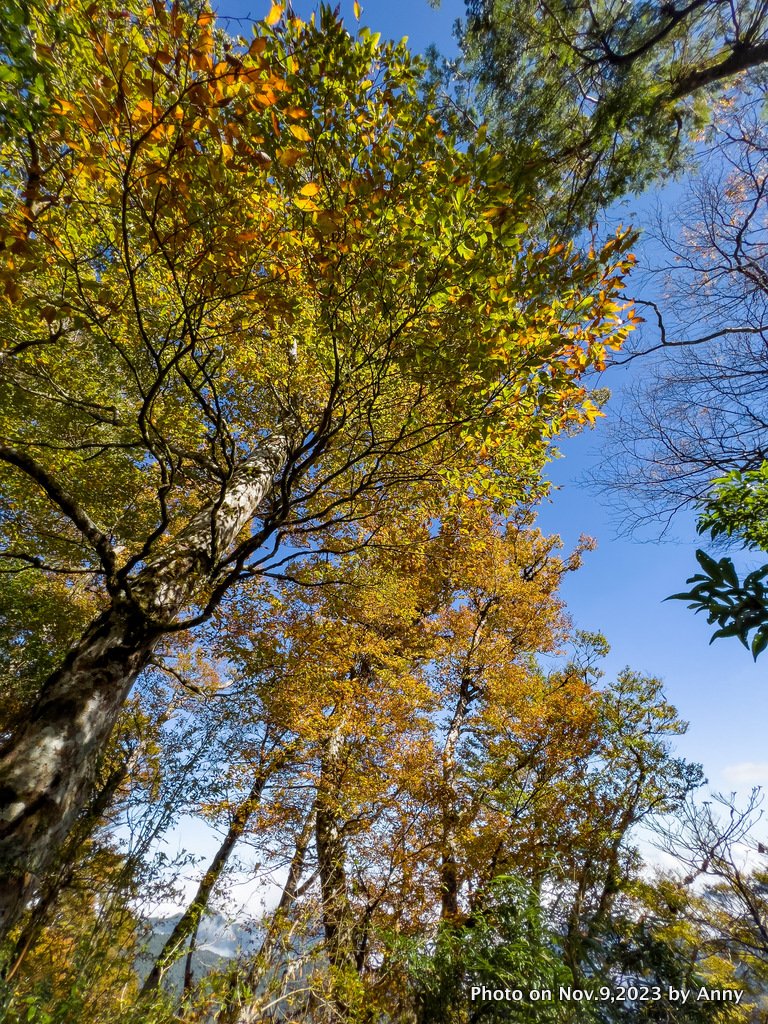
xmin=138 ymin=912 xmax=262 ymax=990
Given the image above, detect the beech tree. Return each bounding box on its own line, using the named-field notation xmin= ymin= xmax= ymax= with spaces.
xmin=0 ymin=0 xmax=637 ymax=942
xmin=192 ymin=513 xmax=704 ymax=1024
xmin=155 ymin=505 xmax=583 ymax=1021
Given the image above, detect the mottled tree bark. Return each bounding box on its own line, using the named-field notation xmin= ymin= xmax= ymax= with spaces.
xmin=0 ymin=437 xmax=287 ymax=941
xmin=1 ymin=758 xmax=130 ymax=984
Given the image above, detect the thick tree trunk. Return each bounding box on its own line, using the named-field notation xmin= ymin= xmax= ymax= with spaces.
xmin=0 ymin=438 xmax=287 ymax=941
xmin=1 ymin=758 xmax=130 ymax=985
xmin=0 ymin=604 xmax=154 ymax=939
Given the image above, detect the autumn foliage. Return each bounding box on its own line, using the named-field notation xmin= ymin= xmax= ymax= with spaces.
xmin=0 ymin=1 xmax=764 ymax=1022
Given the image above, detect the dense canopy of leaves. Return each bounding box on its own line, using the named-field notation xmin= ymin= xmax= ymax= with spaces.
xmin=0 ymin=0 xmax=636 ymax=601
xmin=0 ymin=0 xmax=765 ymax=1021
xmin=0 ymin=0 xmax=643 ymax=962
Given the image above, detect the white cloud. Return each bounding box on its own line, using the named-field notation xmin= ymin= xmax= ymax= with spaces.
xmin=721 ymin=761 xmax=768 ymax=789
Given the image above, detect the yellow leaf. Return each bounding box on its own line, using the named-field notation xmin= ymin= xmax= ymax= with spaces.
xmin=294 ymin=197 xmax=319 ymax=212
xmin=265 ymin=2 xmax=282 ymax=26
xmin=299 ymin=182 xmax=320 ymax=196
xmin=313 ymin=210 xmax=342 ymax=233
xmin=288 ymin=124 xmax=311 ymax=142
xmin=276 ymin=147 xmax=304 ymax=166
xmin=353 ymin=0 xmax=361 ymax=18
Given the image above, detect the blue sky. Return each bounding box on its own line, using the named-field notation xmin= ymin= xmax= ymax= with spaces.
xmin=218 ymin=0 xmax=466 ymax=55
xmin=214 ymin=0 xmax=768 ymax=801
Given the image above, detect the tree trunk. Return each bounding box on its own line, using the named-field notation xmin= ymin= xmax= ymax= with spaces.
xmin=313 ymin=723 xmax=361 ymax=1022
xmin=437 ymin=598 xmax=495 ymax=921
xmin=258 ymin=802 xmax=315 ymax=961
xmin=1 ymin=758 xmax=130 ymax=985
xmin=316 ymin=727 xmax=355 ymax=974
xmin=439 ymin=674 xmax=473 ymax=921
xmin=182 ymin=920 xmax=200 ymax=995
xmin=0 ymin=437 xmax=287 ymax=941
xmin=217 ymin=804 xmax=315 ymax=1024
xmin=141 ymin=759 xmax=277 ymax=996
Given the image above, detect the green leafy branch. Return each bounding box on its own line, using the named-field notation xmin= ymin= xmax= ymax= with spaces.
xmin=668 ymin=550 xmax=768 ymax=660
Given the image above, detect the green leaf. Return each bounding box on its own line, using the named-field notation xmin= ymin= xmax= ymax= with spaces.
xmin=695 ymin=549 xmax=722 ymax=577
xmin=752 ymin=627 xmax=768 ymax=660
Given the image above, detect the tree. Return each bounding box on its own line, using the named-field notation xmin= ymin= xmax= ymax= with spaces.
xmin=202 ymin=514 xmax=706 ymax=1024
xmin=0 ymin=0 xmax=72 ymax=133
xmin=0 ymin=655 xmax=242 ymax=1022
xmin=453 ymin=0 xmax=768 ymax=232
xmin=653 ymin=792 xmax=768 ymax=1008
xmin=0 ymin=0 xmax=637 ymax=937
xmin=139 ymin=736 xmax=293 ymax=997
xmin=593 ymin=89 xmax=768 ymax=652
xmin=370 ymin=655 xmax=707 ymax=1023
xmin=598 ymin=91 xmax=768 ymax=513
xmin=199 ymin=504 xmax=589 ymax=1022
xmin=402 ymin=876 xmax=567 ymax=1024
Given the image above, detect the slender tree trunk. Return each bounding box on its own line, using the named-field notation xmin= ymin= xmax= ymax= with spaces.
xmin=0 ymin=438 xmax=287 ymax=941
xmin=217 ymin=804 xmax=315 ymax=1024
xmin=316 ymin=727 xmax=355 ymax=974
xmin=439 ymin=675 xmax=473 ymax=920
xmin=438 ymin=599 xmax=495 ymax=921
xmin=141 ymin=759 xmax=277 ymax=996
xmin=258 ymin=803 xmax=315 ymax=962
xmin=182 ymin=918 xmax=200 ymax=994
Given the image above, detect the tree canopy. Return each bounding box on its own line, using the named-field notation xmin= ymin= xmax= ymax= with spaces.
xmin=1 ymin=0 xmax=766 ymax=1021
xmin=454 ymin=0 xmax=768 ymax=231
xmin=0 ymin=0 xmax=637 ymax=940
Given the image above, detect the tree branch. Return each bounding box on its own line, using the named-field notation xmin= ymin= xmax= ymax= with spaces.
xmin=0 ymin=445 xmax=116 ymax=580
